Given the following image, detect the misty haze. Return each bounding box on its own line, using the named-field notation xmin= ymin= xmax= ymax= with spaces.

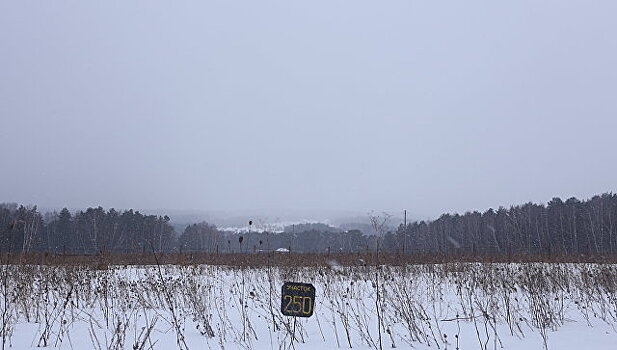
xmin=1 ymin=1 xmax=617 ymax=350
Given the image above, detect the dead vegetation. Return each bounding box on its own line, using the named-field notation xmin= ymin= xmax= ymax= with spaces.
xmin=0 ymin=260 xmax=615 ymax=349
xmin=3 ymin=251 xmax=617 ymax=267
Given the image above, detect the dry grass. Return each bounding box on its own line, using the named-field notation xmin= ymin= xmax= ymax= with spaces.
xmin=3 ymin=251 xmax=617 ymax=267
xmin=1 ymin=261 xmax=616 ymax=349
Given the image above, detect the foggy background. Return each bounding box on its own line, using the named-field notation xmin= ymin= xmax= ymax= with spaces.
xmin=1 ymin=1 xmax=616 ymax=221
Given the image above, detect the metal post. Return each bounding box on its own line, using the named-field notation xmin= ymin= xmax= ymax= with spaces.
xmin=403 ymin=210 xmax=407 ymax=254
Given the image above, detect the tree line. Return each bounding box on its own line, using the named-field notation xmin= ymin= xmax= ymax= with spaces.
xmin=389 ymin=193 xmax=617 ymax=256
xmin=0 ymin=205 xmax=175 ymax=253
xmin=188 ymin=193 xmax=617 ymax=256
xmin=1 ymin=192 xmax=617 ymax=255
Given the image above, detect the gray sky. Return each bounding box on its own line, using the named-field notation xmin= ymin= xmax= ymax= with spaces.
xmin=1 ymin=1 xmax=616 ymax=218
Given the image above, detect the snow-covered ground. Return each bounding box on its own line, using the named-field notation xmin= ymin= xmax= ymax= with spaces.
xmin=218 ymin=219 xmax=331 ymax=234
xmin=1 ymin=263 xmax=616 ymax=349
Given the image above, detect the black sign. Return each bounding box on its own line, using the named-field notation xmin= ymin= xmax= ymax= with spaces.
xmin=281 ymin=282 xmax=315 ymax=317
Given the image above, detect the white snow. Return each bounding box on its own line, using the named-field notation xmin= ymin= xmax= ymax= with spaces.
xmin=1 ymin=263 xmax=616 ymax=349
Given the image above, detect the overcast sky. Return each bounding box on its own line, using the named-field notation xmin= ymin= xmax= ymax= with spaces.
xmin=1 ymin=1 xmax=616 ymax=218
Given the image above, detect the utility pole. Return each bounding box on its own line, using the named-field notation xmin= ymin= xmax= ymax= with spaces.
xmin=403 ymin=210 xmax=407 ymax=254
xmin=291 ymin=224 xmax=294 ymax=252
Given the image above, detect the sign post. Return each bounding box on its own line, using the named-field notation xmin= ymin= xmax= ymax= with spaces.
xmin=281 ymin=282 xmax=315 ymax=317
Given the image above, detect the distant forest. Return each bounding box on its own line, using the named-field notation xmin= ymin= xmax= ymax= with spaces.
xmin=1 ymin=193 xmax=617 ymax=255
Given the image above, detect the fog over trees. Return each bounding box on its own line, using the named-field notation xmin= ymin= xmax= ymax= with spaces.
xmin=1 ymin=192 xmax=616 ymax=256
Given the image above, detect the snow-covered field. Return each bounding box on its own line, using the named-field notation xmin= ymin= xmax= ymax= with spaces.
xmin=1 ymin=262 xmax=616 ymax=350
